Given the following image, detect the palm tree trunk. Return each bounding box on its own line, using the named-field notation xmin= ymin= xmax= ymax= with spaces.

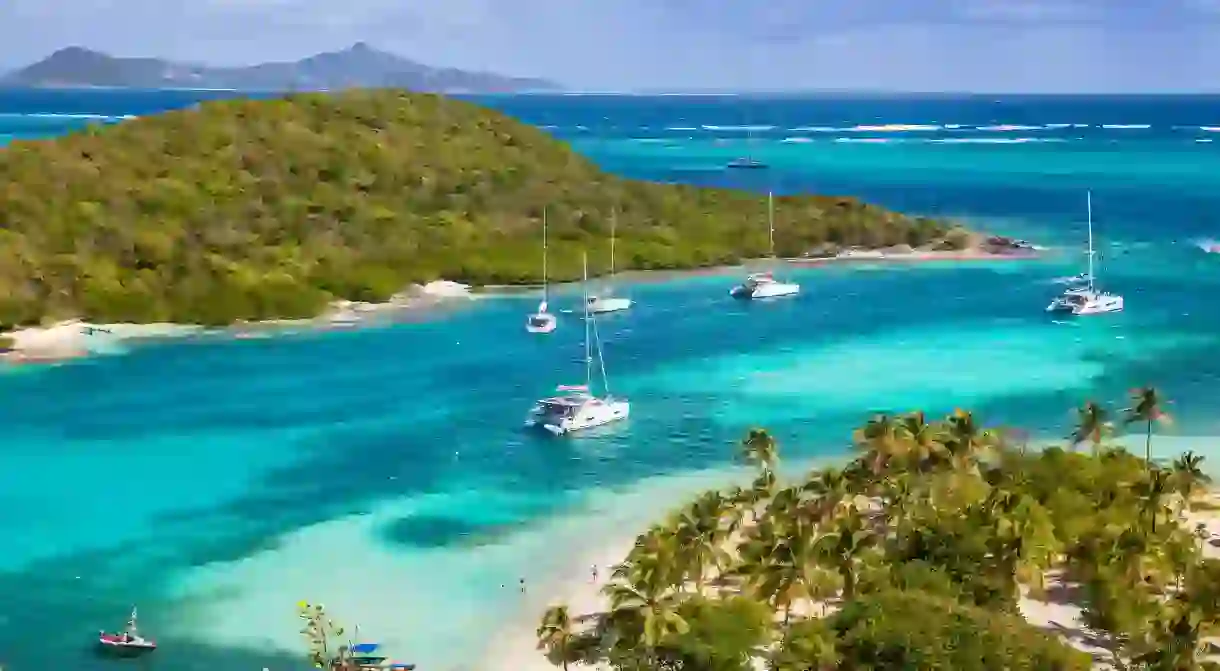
xmin=1144 ymin=419 xmax=1152 ymax=464
xmin=842 ymin=564 xmax=855 ymax=600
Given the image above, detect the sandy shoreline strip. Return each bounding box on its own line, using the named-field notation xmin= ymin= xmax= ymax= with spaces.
xmin=0 ymin=280 xmax=479 ymax=365
xmin=488 ymin=246 xmax=1043 ymax=293
xmin=0 ymin=246 xmax=1041 ymax=365
xmin=790 ymin=248 xmax=1038 ymax=265
xmin=477 ymin=535 xmax=631 ymax=671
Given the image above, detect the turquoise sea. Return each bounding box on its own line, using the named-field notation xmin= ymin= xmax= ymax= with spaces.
xmin=4 ymin=90 xmax=1220 ymax=670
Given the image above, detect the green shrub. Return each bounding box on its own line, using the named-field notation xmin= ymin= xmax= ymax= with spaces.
xmin=657 ymin=596 xmax=774 ymax=671
xmin=827 ymin=589 xmax=1090 ymax=671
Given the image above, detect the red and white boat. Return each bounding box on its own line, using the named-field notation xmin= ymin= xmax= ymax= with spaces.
xmin=98 ymin=607 xmax=156 ymax=654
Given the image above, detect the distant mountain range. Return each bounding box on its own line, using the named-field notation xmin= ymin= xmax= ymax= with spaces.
xmin=0 ymin=43 xmax=562 ymax=93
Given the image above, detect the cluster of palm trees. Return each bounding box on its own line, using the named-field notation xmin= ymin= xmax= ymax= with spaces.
xmin=536 ymin=387 xmax=1220 ymax=670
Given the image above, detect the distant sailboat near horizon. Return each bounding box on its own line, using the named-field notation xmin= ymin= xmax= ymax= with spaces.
xmin=525 ymin=251 xmax=629 ymax=436
xmin=526 ymin=208 xmax=558 ymax=334
xmin=587 ymin=209 xmax=633 ymax=314
xmin=730 ymin=191 xmax=800 ymax=300
xmin=727 ymin=127 xmax=768 ymax=169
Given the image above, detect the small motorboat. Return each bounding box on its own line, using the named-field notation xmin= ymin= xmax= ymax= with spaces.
xmin=98 ymin=607 xmax=156 ymax=655
xmin=347 ymin=642 xmax=416 ymax=670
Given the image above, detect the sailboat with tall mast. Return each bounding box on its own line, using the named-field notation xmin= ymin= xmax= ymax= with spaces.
xmin=1046 ymin=191 xmax=1123 ymax=315
xmin=730 ymin=191 xmax=800 ymax=299
xmin=587 ymin=209 xmax=633 ymax=314
xmin=526 ymin=208 xmax=558 ymax=334
xmin=727 ymin=127 xmax=768 ymax=169
xmin=525 ymin=252 xmax=630 ymax=436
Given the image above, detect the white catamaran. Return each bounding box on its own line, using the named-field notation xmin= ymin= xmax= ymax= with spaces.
xmin=730 ymin=191 xmax=800 ymax=300
xmin=1046 ymin=191 xmax=1123 ymax=316
xmin=526 ymin=209 xmax=558 ymax=334
xmin=587 ymin=209 xmax=633 ymax=314
xmin=526 ymin=252 xmax=630 ymax=436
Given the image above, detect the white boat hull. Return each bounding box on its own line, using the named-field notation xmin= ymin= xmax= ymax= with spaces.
xmin=1074 ymin=298 xmax=1124 ymax=315
xmin=1046 ymin=292 xmax=1123 ymax=315
xmin=526 ymin=313 xmax=557 ymax=333
xmin=587 ymin=296 xmax=632 ymax=314
xmin=526 ymin=399 xmax=630 ymax=436
xmin=730 ymin=282 xmax=800 ymax=299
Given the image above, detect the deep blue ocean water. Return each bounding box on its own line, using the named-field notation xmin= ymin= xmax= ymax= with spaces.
xmin=3 ymin=89 xmax=1220 ymax=670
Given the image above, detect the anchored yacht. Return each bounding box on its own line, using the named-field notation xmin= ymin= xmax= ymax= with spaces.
xmin=526 ymin=209 xmax=558 ymax=334
xmin=526 ymin=253 xmax=629 ymax=435
xmin=730 ymin=272 xmax=800 ymax=299
xmin=1046 ymin=192 xmax=1123 ymax=316
xmin=587 ymin=209 xmax=633 ymax=314
xmin=730 ymin=191 xmax=800 ymax=300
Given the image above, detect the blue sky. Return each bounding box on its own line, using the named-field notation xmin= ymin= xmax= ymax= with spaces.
xmin=1 ymin=0 xmax=1217 ymax=92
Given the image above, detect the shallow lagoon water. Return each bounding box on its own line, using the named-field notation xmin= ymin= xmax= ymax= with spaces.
xmin=3 ymin=92 xmax=1220 ymax=670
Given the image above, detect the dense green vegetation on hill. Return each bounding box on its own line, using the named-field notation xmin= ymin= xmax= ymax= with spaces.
xmin=0 ymin=89 xmax=955 ymax=326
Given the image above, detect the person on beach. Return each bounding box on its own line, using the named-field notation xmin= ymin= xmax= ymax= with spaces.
xmin=591 ymin=564 xmax=598 ymax=583
xmin=519 ymin=577 xmax=526 ymax=594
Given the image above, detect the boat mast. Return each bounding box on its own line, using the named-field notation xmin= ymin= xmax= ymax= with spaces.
xmin=583 ymin=252 xmax=592 ymax=391
xmin=610 ymin=209 xmax=617 ymax=277
xmin=1086 ymin=191 xmax=1095 ymax=293
xmin=542 ymin=208 xmax=549 ymax=306
xmin=768 ymin=191 xmax=775 ymax=257
xmin=592 ymin=305 xmax=611 ymax=397
xmin=607 ymin=209 xmax=617 ymax=296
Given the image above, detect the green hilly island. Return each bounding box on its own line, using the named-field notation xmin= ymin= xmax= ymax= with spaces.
xmin=0 ymin=89 xmax=957 ymax=326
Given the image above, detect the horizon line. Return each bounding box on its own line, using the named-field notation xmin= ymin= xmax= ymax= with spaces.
xmin=3 ymin=85 xmax=1220 ymax=97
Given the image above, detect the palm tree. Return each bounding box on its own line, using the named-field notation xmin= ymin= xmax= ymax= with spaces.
xmin=536 ymin=605 xmax=576 ymax=671
xmin=943 ymin=408 xmax=996 ymax=470
xmin=1124 ymin=386 xmax=1171 ymax=465
xmin=1171 ymin=451 xmax=1211 ymax=504
xmin=721 ymin=485 xmax=754 ymax=533
xmin=853 ymin=413 xmax=902 ymax=475
xmin=750 ymin=468 xmax=778 ymax=505
xmin=895 ymin=410 xmax=948 ymax=471
xmin=801 ymin=468 xmax=854 ymax=526
xmin=979 ymin=488 xmax=1056 ymax=599
xmin=1135 ymin=468 xmax=1174 ymax=535
xmin=880 ymin=472 xmax=919 ymax=530
xmin=814 ymin=510 xmax=876 ymax=600
xmin=1070 ymin=401 xmax=1111 ymax=454
xmin=1127 ymin=594 xmax=1216 ymax=671
xmin=619 ymin=525 xmax=685 ymax=594
xmin=602 ymin=554 xmax=689 ymax=667
xmin=672 ymin=491 xmax=732 ymax=594
xmin=739 ymin=516 xmax=820 ymax=629
xmin=740 ymin=428 xmax=779 ymax=472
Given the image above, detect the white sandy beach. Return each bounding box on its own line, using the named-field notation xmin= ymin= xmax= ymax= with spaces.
xmin=476 ymin=534 xmax=633 ymax=671
xmin=0 ymin=280 xmax=477 ymax=364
